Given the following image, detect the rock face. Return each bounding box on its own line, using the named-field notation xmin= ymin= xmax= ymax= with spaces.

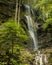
xmin=37 ymin=28 xmax=52 ymax=49
xmin=0 ymin=0 xmax=52 ymax=49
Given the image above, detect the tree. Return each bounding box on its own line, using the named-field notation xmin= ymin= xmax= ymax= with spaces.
xmin=0 ymin=19 xmax=29 ymax=65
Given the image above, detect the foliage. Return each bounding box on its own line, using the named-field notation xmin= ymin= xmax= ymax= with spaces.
xmin=33 ymin=0 xmax=52 ymax=31
xmin=0 ymin=19 xmax=28 ymax=50
xmin=42 ymin=18 xmax=52 ymax=31
xmin=0 ymin=0 xmax=52 ymax=65
xmin=0 ymin=19 xmax=30 ymax=65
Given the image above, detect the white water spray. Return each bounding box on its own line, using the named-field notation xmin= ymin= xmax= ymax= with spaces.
xmin=40 ymin=54 xmax=43 ymax=65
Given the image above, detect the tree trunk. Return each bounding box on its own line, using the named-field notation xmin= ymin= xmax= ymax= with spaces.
xmin=15 ymin=0 xmax=18 ymax=22
xmin=18 ymin=0 xmax=21 ymax=28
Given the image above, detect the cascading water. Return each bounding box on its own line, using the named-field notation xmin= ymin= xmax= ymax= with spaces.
xmin=24 ymin=5 xmax=48 ymax=65
xmin=25 ymin=15 xmax=38 ymax=50
xmin=40 ymin=54 xmax=43 ymax=65
xmin=24 ymin=4 xmax=38 ymax=50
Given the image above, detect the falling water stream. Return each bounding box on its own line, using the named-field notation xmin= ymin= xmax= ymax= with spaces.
xmin=25 ymin=15 xmax=38 ymax=50
xmin=24 ymin=5 xmax=48 ymax=65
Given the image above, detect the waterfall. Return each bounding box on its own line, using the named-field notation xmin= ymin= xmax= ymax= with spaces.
xmin=25 ymin=15 xmax=38 ymax=50
xmin=40 ymin=54 xmax=43 ymax=65
xmin=24 ymin=5 xmax=48 ymax=65
xmin=24 ymin=4 xmax=38 ymax=50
